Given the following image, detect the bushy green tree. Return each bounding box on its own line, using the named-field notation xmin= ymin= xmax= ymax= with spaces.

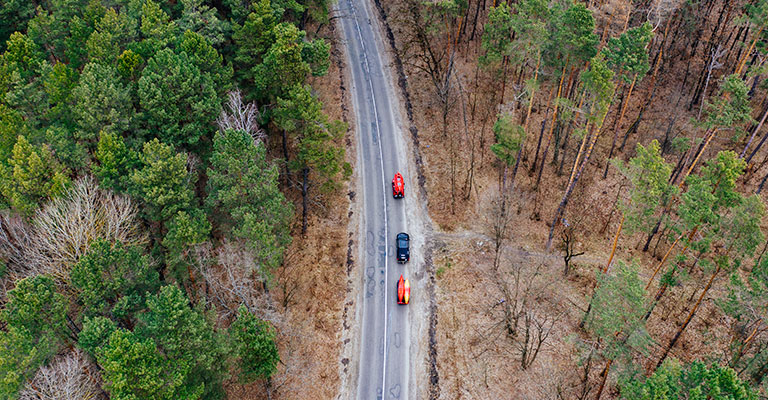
xmin=178 ymin=0 xmax=229 ymax=47
xmin=177 ymin=30 xmax=233 ymax=95
xmin=602 ymin=22 xmax=653 ymax=83
xmin=162 ymin=208 xmax=211 ymax=277
xmin=479 ymin=3 xmax=512 ymax=69
xmin=0 ymin=135 xmax=69 ymax=215
xmin=71 ymin=239 xmax=159 ymax=319
xmin=274 ymin=84 xmax=347 ymax=233
xmin=206 ymin=129 xmax=292 ymax=274
xmin=93 ymin=130 xmax=139 ymax=192
xmin=0 ymin=32 xmax=48 ymax=129
xmin=72 ymin=62 xmax=133 ymax=145
xmin=230 ymin=305 xmax=279 ymax=383
xmin=621 ymin=359 xmax=757 ymax=400
xmin=614 ymin=140 xmax=676 ymax=234
xmin=543 ymin=1 xmax=598 ymax=69
xmin=139 ymin=0 xmax=177 ymax=57
xmin=0 ymin=1 xmax=36 ymax=51
xmin=138 ymin=48 xmax=220 ymax=150
xmin=86 ymin=8 xmax=138 ymax=65
xmin=78 ymin=315 xmax=117 ymax=356
xmin=0 ymin=275 xmax=69 ymax=398
xmin=130 ymin=138 xmax=195 ymax=223
xmin=136 ymin=285 xmax=228 ymax=400
xmin=98 ymin=328 xmax=196 ymax=400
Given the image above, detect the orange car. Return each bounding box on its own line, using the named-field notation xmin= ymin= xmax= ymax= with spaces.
xmin=397 ymin=275 xmax=410 ymax=305
xmin=392 ymin=172 xmax=405 ymax=198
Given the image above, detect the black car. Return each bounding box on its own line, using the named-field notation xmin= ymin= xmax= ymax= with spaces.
xmin=396 ymin=232 xmax=410 ymax=263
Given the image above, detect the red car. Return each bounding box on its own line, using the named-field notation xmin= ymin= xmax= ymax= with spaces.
xmin=392 ymin=172 xmax=404 ymax=198
xmin=397 ymin=275 xmax=410 ymax=305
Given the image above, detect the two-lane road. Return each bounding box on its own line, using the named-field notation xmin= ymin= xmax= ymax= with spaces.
xmin=338 ymin=0 xmax=413 ymax=398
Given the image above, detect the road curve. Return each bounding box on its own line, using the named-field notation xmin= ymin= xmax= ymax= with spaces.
xmin=337 ymin=0 xmax=413 ymax=398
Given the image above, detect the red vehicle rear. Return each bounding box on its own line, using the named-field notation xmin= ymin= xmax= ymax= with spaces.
xmin=392 ymin=172 xmax=404 ymax=198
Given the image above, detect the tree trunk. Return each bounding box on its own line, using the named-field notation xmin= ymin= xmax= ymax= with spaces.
xmin=656 ymin=264 xmax=721 ymax=369
xmin=645 ymin=232 xmax=684 ymax=290
xmin=546 ymin=110 xmax=609 ymax=250
xmin=594 ymin=359 xmax=612 ymax=400
xmin=301 ymin=167 xmax=309 ymax=234
xmin=603 ymin=76 xmax=636 ymax=178
xmin=742 ymin=99 xmax=768 ymax=161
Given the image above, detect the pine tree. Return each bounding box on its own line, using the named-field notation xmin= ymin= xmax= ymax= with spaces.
xmin=130 ymin=138 xmax=195 ymax=223
xmin=206 ymin=129 xmax=292 ymax=275
xmin=230 ymin=305 xmax=279 ymax=383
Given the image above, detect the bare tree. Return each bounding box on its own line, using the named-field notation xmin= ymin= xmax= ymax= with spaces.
xmin=26 ymin=176 xmax=147 ymax=282
xmin=194 ymin=240 xmax=275 ymax=321
xmin=217 ymin=89 xmax=266 ymax=144
xmin=559 ymin=226 xmax=585 ymax=276
xmin=0 ymin=212 xmax=33 ymax=275
xmin=19 ymin=349 xmax=104 ymax=400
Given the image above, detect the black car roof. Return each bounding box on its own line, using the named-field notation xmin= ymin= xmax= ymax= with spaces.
xmin=397 ymin=232 xmax=409 ymax=240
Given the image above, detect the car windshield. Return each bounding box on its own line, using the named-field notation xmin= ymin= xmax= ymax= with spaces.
xmin=398 ymin=239 xmax=408 ymax=248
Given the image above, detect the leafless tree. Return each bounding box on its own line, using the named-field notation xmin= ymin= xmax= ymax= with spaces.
xmin=26 ymin=176 xmax=147 ymax=282
xmin=217 ymin=89 xmax=266 ymax=144
xmin=18 ymin=349 xmax=104 ymax=400
xmin=194 ymin=240 xmax=275 ymax=322
xmin=517 ymin=309 xmax=560 ymax=370
xmin=0 ymin=211 xmax=33 ymax=275
xmin=559 ymin=226 xmax=585 ymax=276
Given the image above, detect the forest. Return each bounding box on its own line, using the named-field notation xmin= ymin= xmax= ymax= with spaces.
xmin=372 ymin=0 xmax=768 ymax=398
xmin=0 ymin=0 xmax=348 ymax=399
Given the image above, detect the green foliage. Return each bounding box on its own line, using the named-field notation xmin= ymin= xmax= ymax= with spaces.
xmin=162 ymin=208 xmax=211 ymax=273
xmin=490 ymin=112 xmax=525 ymax=167
xmin=0 ymin=275 xmax=68 ymax=398
xmin=78 ymin=315 xmax=117 ymax=356
xmin=275 ymin=84 xmax=348 ymax=190
xmin=206 ymin=129 xmax=292 ymax=274
xmin=71 ymin=239 xmax=159 ymax=319
xmin=42 ymin=61 xmax=78 ymax=127
xmin=253 ymin=23 xmax=328 ymax=99
xmin=544 ymin=1 xmax=598 ymax=69
xmin=602 ymin=22 xmax=653 ymax=83
xmin=139 ymin=0 xmax=177 ymax=56
xmin=72 ymin=62 xmax=133 ymax=144
xmin=479 ymin=4 xmax=512 ymax=69
xmin=94 ymin=130 xmax=140 ymax=192
xmin=510 ymin=0 xmax=549 ymax=63
xmin=136 ymin=285 xmax=228 ymax=399
xmin=621 ymin=359 xmax=757 ymax=400
xmin=230 ymin=305 xmax=279 ymax=383
xmin=138 ymin=48 xmax=220 ymax=149
xmin=178 ymin=30 xmax=233 ymax=95
xmin=703 ymin=74 xmax=753 ymax=138
xmin=130 ymin=138 xmax=195 ymax=222
xmin=585 ymin=260 xmax=650 ymax=363
xmin=178 ymin=0 xmax=229 ymax=47
xmin=0 ymin=104 xmax=26 ymax=162
xmin=580 ymin=54 xmax=615 ymax=119
xmin=0 ymin=135 xmax=70 ymax=215
xmin=98 ymin=328 xmax=197 ymax=400
xmin=86 ymin=8 xmax=138 ymax=65
xmin=615 ymin=140 xmax=676 ymax=234
xmin=0 ymin=0 xmax=36 ymax=51
xmin=1 ymin=32 xmax=48 ymax=128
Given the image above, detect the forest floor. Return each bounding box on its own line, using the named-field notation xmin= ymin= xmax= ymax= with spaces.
xmin=224 ymin=18 xmax=354 ymax=400
xmin=374 ymin=0 xmax=763 ymax=398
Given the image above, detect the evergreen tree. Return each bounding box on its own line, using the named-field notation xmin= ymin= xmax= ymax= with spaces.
xmin=138 ymin=48 xmax=220 ymax=150
xmin=130 ymin=138 xmax=195 ymax=223
xmin=72 ymin=62 xmax=133 ymax=145
xmin=85 ymin=8 xmax=138 ymax=65
xmin=621 ymin=359 xmax=757 ymax=400
xmin=206 ymin=129 xmax=292 ymax=275
xmin=71 ymin=239 xmax=160 ymax=319
xmin=0 ymin=135 xmax=69 ymax=215
xmin=93 ymin=130 xmax=140 ymax=192
xmin=177 ymin=30 xmax=233 ymax=96
xmin=230 ymin=305 xmax=279 ymax=383
xmin=274 ymin=84 xmax=347 ymax=233
xmin=0 ymin=275 xmax=69 ymax=398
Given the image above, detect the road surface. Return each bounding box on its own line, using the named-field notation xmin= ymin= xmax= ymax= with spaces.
xmin=338 ymin=0 xmax=419 ymax=398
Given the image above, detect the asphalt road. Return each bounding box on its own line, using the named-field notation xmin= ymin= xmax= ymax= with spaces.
xmin=338 ymin=0 xmax=413 ymax=398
